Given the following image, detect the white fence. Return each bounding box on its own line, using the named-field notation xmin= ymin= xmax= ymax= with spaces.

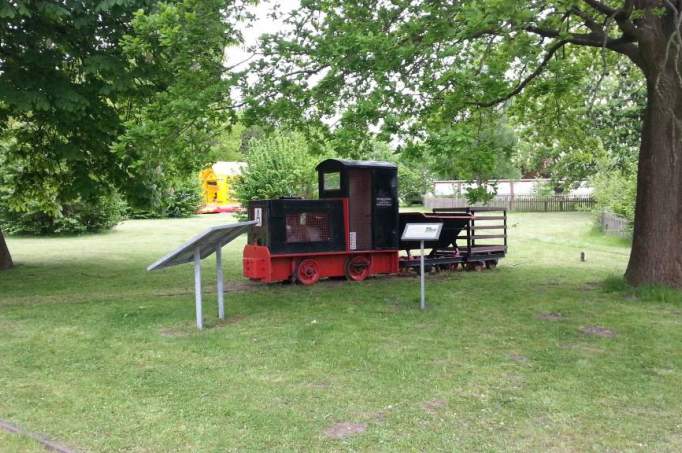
xmin=433 ymin=179 xmax=593 ymax=198
xmin=425 ymin=195 xmax=595 ymax=212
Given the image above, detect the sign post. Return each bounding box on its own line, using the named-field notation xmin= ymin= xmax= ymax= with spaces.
xmin=401 ymin=223 xmax=443 ymax=310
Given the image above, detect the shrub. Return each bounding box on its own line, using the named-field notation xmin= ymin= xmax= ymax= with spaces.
xmin=164 ymin=178 xmax=203 ymax=218
xmin=0 ymin=128 xmax=126 ymax=235
xmin=234 ymin=131 xmax=319 ymax=207
xmin=0 ymin=191 xmax=126 ymax=235
xmin=398 ymin=163 xmax=434 ymax=205
xmin=125 ymin=178 xmax=202 ymax=219
xmin=591 ymin=165 xmax=637 ymax=223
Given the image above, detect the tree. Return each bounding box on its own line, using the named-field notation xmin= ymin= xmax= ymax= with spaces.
xmin=0 ymin=229 xmax=11 ymax=270
xmin=115 ymin=0 xmax=245 ymax=213
xmin=0 ymin=0 xmax=249 ymax=240
xmin=0 ymin=0 xmax=152 ymax=226
xmin=245 ymin=0 xmax=682 ymax=288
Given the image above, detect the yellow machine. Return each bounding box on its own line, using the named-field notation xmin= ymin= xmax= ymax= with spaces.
xmin=199 ymin=161 xmax=247 ymax=213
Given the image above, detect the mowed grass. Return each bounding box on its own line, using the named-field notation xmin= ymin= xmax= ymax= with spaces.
xmin=1 ymin=212 xmax=682 ymax=452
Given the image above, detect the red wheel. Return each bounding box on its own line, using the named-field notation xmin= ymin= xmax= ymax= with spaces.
xmin=345 ymin=255 xmax=371 ymax=282
xmin=296 ymin=259 xmax=320 ymax=285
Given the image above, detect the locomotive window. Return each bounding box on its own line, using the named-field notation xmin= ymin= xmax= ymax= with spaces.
xmin=323 ymin=172 xmax=340 ymax=191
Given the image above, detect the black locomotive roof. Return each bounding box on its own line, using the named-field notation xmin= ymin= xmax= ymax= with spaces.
xmin=316 ymin=158 xmax=398 ymax=171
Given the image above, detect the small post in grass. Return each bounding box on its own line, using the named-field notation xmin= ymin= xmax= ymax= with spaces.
xmin=420 ymin=239 xmax=425 ymax=310
xmin=194 ymin=247 xmax=203 ymax=330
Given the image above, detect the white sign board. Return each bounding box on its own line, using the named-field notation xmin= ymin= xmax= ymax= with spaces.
xmin=400 ymin=223 xmax=444 ymax=311
xmin=401 ymin=223 xmax=443 ymax=241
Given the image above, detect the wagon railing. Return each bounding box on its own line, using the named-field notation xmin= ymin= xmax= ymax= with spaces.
xmin=433 ymin=207 xmax=507 ymax=256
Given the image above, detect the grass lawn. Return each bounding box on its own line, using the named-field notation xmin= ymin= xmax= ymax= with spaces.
xmin=1 ymin=212 xmax=681 ymax=451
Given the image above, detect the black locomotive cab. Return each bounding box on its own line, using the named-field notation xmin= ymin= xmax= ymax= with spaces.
xmin=316 ymin=159 xmax=399 ymax=251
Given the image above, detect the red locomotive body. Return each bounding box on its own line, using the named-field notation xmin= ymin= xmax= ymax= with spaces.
xmin=243 ymin=159 xmax=507 ymax=284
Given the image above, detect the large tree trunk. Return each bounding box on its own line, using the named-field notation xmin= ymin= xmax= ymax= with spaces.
xmin=0 ymin=228 xmax=12 ymax=271
xmin=625 ymin=25 xmax=682 ymax=288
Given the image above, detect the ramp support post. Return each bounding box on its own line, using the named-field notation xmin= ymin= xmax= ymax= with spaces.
xmin=194 ymin=247 xmax=203 ymax=329
xmin=216 ymin=245 xmax=224 ymax=320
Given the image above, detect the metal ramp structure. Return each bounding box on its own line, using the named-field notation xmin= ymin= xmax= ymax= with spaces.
xmin=148 ymin=220 xmax=257 ymax=329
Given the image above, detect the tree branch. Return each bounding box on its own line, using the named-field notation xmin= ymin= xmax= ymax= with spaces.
xmin=570 ymin=6 xmax=605 ymax=34
xmin=470 ymin=40 xmax=568 ymax=107
xmin=582 ymin=0 xmax=639 ymax=40
xmin=525 ymin=24 xmax=641 ymax=66
xmin=582 ymin=0 xmax=617 ymax=16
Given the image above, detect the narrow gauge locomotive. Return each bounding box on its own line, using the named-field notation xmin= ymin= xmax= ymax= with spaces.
xmin=243 ymin=159 xmax=507 ymax=285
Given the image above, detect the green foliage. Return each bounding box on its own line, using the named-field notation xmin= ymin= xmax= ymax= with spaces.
xmin=243 ymin=0 xmax=649 ymax=200
xmin=126 ymin=178 xmax=202 ymax=219
xmin=0 ymin=128 xmax=125 ymax=234
xmin=397 ymin=163 xmax=434 ymax=205
xmin=0 ymin=191 xmax=125 ymax=236
xmin=164 ymin=178 xmax=203 ymax=218
xmin=511 ymin=51 xmax=642 ymax=185
xmin=425 ymin=114 xmax=519 ymax=181
xmin=592 ymin=164 xmax=637 ymax=223
xmin=0 ymin=0 xmax=150 ymax=234
xmin=234 ymin=131 xmax=320 ymax=207
xmin=0 ymin=0 xmax=249 ymax=234
xmin=115 ymin=0 xmax=244 ymax=213
xmin=208 ymin=122 xmax=246 ymax=163
xmin=239 ymin=125 xmax=267 ymax=155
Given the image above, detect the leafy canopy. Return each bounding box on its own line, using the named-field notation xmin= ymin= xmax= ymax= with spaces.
xmin=243 ymin=0 xmax=644 ymax=181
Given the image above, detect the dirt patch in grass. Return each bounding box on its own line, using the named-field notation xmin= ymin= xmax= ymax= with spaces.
xmin=368 ymin=411 xmax=387 ymax=423
xmin=509 ymin=353 xmax=529 ymax=363
xmin=213 ymin=315 xmax=246 ymax=327
xmin=559 ymin=343 xmax=606 ymax=354
xmin=422 ymin=399 xmax=447 ymax=414
xmin=580 ymin=325 xmax=615 ymax=337
xmin=159 ymin=327 xmax=190 ymax=337
xmin=537 ymin=312 xmax=564 ymax=321
xmin=582 ymin=281 xmax=602 ymax=291
xmin=160 ymin=316 xmax=246 ymax=337
xmin=323 ymin=422 xmax=367 ymax=439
